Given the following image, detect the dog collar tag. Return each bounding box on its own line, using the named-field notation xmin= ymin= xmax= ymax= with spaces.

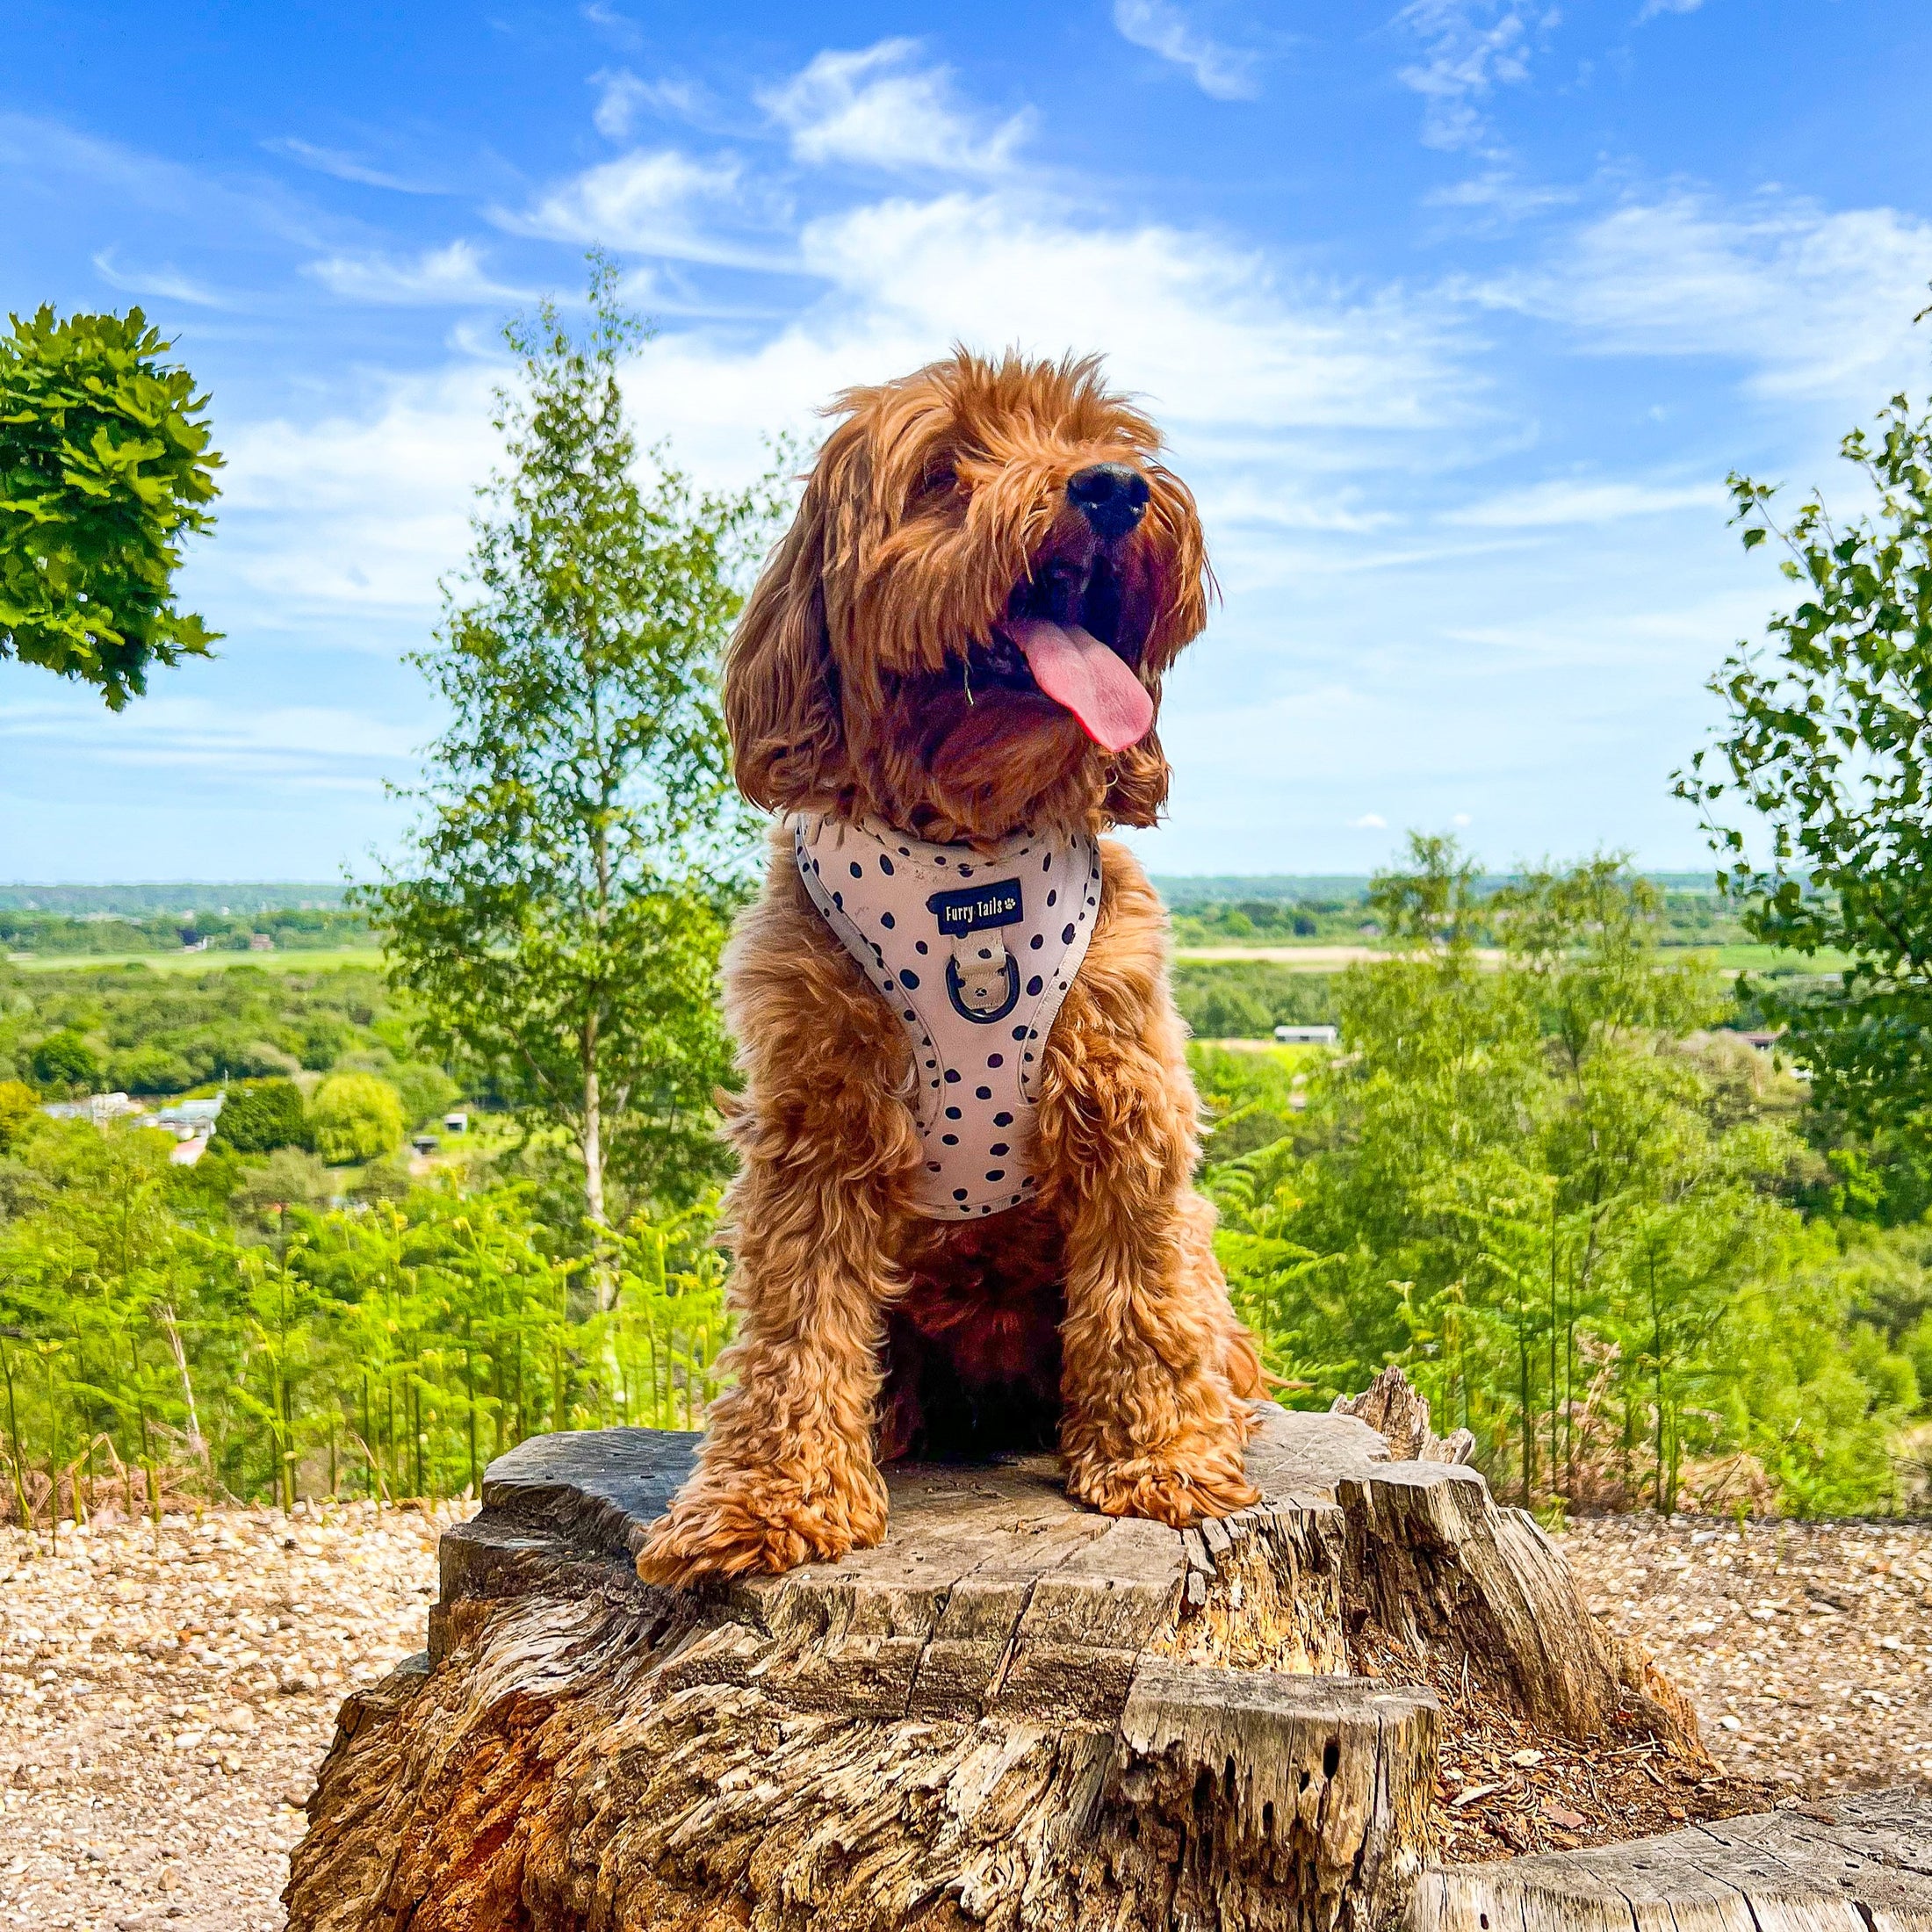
xmin=926 ymin=876 xmax=1023 ymax=937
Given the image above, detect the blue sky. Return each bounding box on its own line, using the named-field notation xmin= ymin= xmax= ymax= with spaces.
xmin=4 ymin=0 xmax=1930 ymax=882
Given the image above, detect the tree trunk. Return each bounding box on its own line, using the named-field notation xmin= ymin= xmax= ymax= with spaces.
xmin=286 ymin=1378 xmax=1741 ymax=1932
xmin=581 ymin=1019 xmax=615 ymax=1312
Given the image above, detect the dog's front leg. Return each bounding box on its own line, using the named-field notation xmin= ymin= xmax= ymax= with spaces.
xmin=1044 ymin=1028 xmax=1261 ymax=1529
xmin=635 ymin=1144 xmax=906 ymax=1586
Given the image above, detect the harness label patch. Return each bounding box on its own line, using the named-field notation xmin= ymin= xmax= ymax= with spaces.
xmin=926 ymin=877 xmax=1023 ymax=936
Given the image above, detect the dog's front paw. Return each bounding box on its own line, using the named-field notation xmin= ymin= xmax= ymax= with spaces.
xmin=634 ymin=1489 xmax=868 ymax=1589
xmin=1066 ymin=1447 xmax=1260 ymax=1528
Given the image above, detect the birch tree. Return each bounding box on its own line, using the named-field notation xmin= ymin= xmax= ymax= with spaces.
xmin=368 ymin=258 xmax=780 ymax=1298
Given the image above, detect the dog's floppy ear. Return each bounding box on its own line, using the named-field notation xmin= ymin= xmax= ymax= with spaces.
xmin=724 ymin=460 xmax=851 ymax=814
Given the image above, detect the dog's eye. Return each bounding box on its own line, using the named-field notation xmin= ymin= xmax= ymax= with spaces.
xmin=913 ymin=462 xmax=957 ymax=502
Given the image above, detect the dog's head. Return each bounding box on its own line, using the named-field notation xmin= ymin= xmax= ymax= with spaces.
xmin=724 ymin=350 xmax=1210 ymax=846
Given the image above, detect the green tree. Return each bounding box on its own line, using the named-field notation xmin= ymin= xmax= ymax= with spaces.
xmin=310 ymin=1073 xmax=403 ymax=1165
xmin=32 ymin=1030 xmax=99 ymax=1092
xmin=0 ymin=306 xmax=221 ymax=706
xmin=1677 ymin=381 xmax=1932 ymax=1142
xmin=214 ymin=1078 xmax=309 ymax=1154
xmin=364 ymin=256 xmax=782 ymax=1294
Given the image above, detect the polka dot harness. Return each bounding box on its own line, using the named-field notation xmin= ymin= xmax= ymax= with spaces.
xmin=791 ymin=813 xmax=1102 ymax=1219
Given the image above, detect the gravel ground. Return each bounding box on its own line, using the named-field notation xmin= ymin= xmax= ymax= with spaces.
xmin=1564 ymin=1513 xmax=1932 ymax=1792
xmin=0 ymin=1503 xmax=457 ymax=1932
xmin=5 ymin=1504 xmax=1932 ymax=1928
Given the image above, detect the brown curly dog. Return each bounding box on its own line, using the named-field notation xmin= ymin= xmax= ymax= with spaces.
xmin=636 ymin=349 xmax=1264 ymax=1587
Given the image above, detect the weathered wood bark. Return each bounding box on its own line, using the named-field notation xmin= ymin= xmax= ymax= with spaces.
xmin=285 ymin=1396 xmax=1712 ymax=1932
xmin=1409 ymin=1789 xmax=1932 ymax=1932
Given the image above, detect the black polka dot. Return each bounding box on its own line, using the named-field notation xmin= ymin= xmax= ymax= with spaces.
xmin=850 ymin=861 xmax=863 ymax=879
xmin=975 ymin=1085 xmax=991 ymax=1100
xmin=1026 ymin=975 xmax=1042 ymax=996
xmin=900 ymin=968 xmax=919 ymax=988
xmin=1047 ymin=889 xmax=1057 ymax=907
xmin=959 ymin=865 xmax=974 ymax=877
xmin=987 ymin=1052 xmax=1003 ymax=1067
xmin=945 ymin=1107 xmax=962 ymax=1120
xmin=925 ymin=1058 xmax=935 ymax=1069
xmin=993 ymin=1112 xmax=1013 ymax=1127
xmin=1030 ymin=934 xmax=1043 ymax=950
xmin=880 ymin=855 xmax=895 ymax=876
xmin=945 ymin=1070 xmax=960 ymax=1084
xmin=942 ymin=1133 xmax=958 ymax=1145
xmin=991 ymin=1143 xmax=1009 ymax=1156
xmin=1012 ymin=1026 xmax=1027 ymax=1040
xmin=903 ymin=1009 xmax=916 ymax=1022
xmin=953 ymin=1188 xmax=969 ymax=1201
xmin=977 ymin=946 xmax=991 ymax=960
xmin=833 ymin=890 xmax=843 ymax=908
xmin=915 ymin=940 xmax=928 ymax=955
xmin=927 ymin=1161 xmax=941 ymax=1171
xmin=1042 ymin=854 xmax=1051 ymax=872
xmin=1062 ymin=924 xmax=1075 ymax=943
xmin=899 ymin=846 xmax=910 ymax=856
xmin=881 ymin=911 xmax=895 ymax=929
xmin=985 ymin=1169 xmax=1006 ymax=1183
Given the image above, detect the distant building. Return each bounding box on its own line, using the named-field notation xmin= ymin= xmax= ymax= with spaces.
xmin=41 ymin=1092 xmax=147 ymax=1126
xmin=443 ymin=1110 xmax=469 ymax=1134
xmin=43 ymin=1091 xmax=224 ymax=1143
xmin=248 ymin=933 xmax=274 ymax=951
xmin=1274 ymin=1024 xmax=1340 ymax=1046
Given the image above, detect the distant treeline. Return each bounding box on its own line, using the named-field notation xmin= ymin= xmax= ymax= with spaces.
xmin=0 ymin=883 xmax=349 ymax=915
xmin=2 ymin=906 xmax=371 ymax=956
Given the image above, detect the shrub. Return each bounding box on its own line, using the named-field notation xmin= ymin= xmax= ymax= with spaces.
xmin=394 ymin=1061 xmax=459 ymax=1129
xmin=112 ymin=1044 xmax=195 ymax=1096
xmin=0 ymin=1079 xmax=38 ymax=1151
xmin=31 ymin=1028 xmax=99 ymax=1092
xmin=310 ymin=1071 xmax=404 ymax=1165
xmin=214 ymin=1078 xmax=309 ymax=1155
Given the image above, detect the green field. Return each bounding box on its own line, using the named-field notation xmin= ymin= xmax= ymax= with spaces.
xmin=7 ymin=946 xmax=385 ymax=975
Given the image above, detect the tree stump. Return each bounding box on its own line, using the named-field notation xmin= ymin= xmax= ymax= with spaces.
xmin=285 ymin=1397 xmax=1721 ymax=1932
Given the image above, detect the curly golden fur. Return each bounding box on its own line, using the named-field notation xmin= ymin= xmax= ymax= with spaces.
xmin=638 ymin=350 xmax=1263 ymax=1586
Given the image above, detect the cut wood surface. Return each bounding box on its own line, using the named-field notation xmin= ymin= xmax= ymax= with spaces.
xmin=285 ymin=1393 xmax=1748 ymax=1932
xmin=1409 ymin=1789 xmax=1932 ymax=1932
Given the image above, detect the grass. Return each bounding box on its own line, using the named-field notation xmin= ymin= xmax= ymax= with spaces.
xmin=8 ymin=947 xmax=386 ymax=976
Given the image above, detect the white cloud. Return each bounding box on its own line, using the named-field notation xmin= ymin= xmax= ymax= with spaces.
xmin=1352 ymin=812 xmax=1390 ymax=829
xmin=1447 ymin=478 xmax=1727 ymax=527
xmin=592 ymin=68 xmax=704 ymax=140
xmin=205 ymin=361 xmax=501 ymax=621
xmin=302 ymin=240 xmax=530 ymax=306
xmin=267 ymin=137 xmax=444 ymax=195
xmin=91 ymin=249 xmax=228 ymax=308
xmin=1112 ymin=0 xmax=1261 ymax=101
xmin=497 ymin=148 xmax=764 ymax=265
xmin=1395 ymin=1 xmax=1554 ymax=153
xmin=760 ymin=41 xmax=1030 ymax=176
xmin=1638 ymin=0 xmax=1703 ymax=18
xmin=1469 ymin=190 xmax=1932 ymax=398
xmin=0 ymin=696 xmax=418 ymax=789
xmin=1451 ymin=811 xmax=1474 ymax=826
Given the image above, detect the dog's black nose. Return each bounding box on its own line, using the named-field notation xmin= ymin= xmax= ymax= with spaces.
xmin=1066 ymin=463 xmax=1150 ymax=538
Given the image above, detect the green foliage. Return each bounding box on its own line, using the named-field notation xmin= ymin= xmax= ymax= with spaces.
xmin=213 ymin=1078 xmax=308 ymax=1155
xmin=1172 ymin=962 xmax=1337 ymax=1038
xmin=0 ymin=960 xmax=415 ymax=1098
xmin=0 ymin=905 xmax=370 ymax=956
xmin=310 ymin=1073 xmax=403 ymax=1166
xmin=364 ymin=256 xmax=786 ymax=1251
xmin=0 ymin=1080 xmax=38 ymax=1153
xmin=1678 ymin=388 xmax=1932 ymax=1146
xmin=1198 ymin=833 xmax=1920 ymax=1517
xmin=31 ymin=1028 xmax=98 ymax=1092
xmin=0 ymin=305 xmax=221 ymax=707
xmin=0 ymin=1119 xmax=727 ymax=1519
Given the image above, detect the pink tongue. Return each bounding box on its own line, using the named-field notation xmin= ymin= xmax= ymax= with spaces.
xmin=1006 ymin=619 xmax=1154 ymax=752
